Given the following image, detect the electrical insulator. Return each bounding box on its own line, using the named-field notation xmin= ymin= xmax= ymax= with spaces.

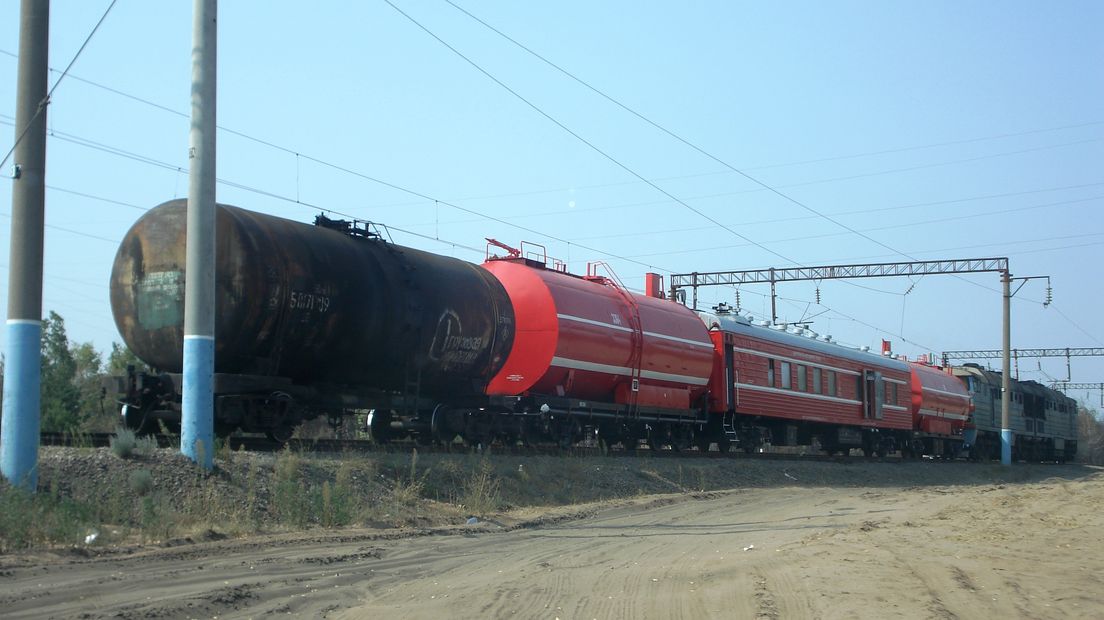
xmin=1044 ymin=287 xmax=1053 ymax=307
xmin=735 ymin=290 xmax=741 ymax=310
xmin=815 ymin=287 xmax=821 ymax=304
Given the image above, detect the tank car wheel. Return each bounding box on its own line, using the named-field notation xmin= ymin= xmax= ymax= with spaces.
xmin=121 ymin=403 xmax=155 ymax=436
xmin=430 ymin=404 xmax=455 ymax=443
xmin=646 ymin=434 xmax=663 ymax=452
xmin=266 ymin=423 xmax=295 ymax=444
xmin=262 ymin=391 xmax=298 ymax=444
xmin=369 ymin=409 xmax=393 ymax=444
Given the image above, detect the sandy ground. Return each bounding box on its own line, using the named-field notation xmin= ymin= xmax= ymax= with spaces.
xmin=2 ymin=463 xmax=1102 ymax=619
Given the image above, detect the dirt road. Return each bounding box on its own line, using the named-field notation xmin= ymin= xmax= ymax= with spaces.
xmin=3 ymin=464 xmax=1101 ymax=619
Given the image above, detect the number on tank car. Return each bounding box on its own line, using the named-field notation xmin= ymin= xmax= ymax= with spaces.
xmin=289 ymin=290 xmax=332 ymax=313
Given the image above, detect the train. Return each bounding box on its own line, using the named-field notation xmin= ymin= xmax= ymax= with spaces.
xmin=952 ymin=365 xmax=1078 ymax=461
xmin=109 ymin=200 xmax=1078 ymax=460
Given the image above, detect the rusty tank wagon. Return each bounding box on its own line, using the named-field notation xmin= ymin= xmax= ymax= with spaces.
xmin=110 ymin=200 xmax=515 ymax=440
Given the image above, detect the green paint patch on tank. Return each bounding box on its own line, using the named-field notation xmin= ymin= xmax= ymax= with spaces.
xmin=136 ymin=270 xmax=184 ymax=330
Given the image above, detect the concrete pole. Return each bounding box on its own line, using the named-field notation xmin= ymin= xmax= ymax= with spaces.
xmin=1 ymin=0 xmax=49 ymax=491
xmin=181 ymin=0 xmax=216 ymax=469
xmin=1001 ymin=269 xmax=1012 ymax=465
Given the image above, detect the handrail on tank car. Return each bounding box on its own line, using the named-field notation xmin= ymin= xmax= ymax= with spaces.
xmin=521 ymin=241 xmax=548 ymax=264
xmin=585 ymin=261 xmax=627 ymax=290
xmin=485 ymin=238 xmax=568 ymax=272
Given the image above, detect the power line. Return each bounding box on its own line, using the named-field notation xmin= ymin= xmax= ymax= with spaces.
xmin=5 ymin=47 xmax=1097 ymax=279
xmin=391 ymin=0 xmax=1102 ymax=342
xmin=383 ymin=0 xmax=803 ymax=268
xmin=5 ymin=45 xmax=1101 ymax=215
xmin=0 ymin=0 xmax=118 ymax=171
xmin=441 ymin=0 xmax=934 ymax=264
xmin=7 ymin=116 xmax=688 ymax=273
xmin=402 ymin=174 xmax=1104 ymax=233
xmin=622 ymin=195 xmax=1103 ymax=260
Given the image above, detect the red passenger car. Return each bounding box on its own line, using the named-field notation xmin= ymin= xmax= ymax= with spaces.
xmin=699 ymin=309 xmax=915 ymax=455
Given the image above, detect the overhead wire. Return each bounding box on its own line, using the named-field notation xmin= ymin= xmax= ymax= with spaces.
xmin=2 ymin=16 xmax=1099 ymax=347
xmin=506 ymin=180 xmax=1104 ymax=239
xmin=7 ymin=45 xmax=1099 ymax=214
xmin=438 ymin=1 xmax=1104 ymax=343
xmin=382 ymin=0 xmax=803 ymax=268
xmin=621 ymin=194 xmax=1103 ymax=259
xmin=442 ymin=0 xmax=949 ymax=263
xmin=0 ymin=0 xmax=118 ymax=171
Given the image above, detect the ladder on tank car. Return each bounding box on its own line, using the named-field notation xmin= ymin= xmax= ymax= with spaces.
xmin=586 ymin=262 xmax=644 ymax=417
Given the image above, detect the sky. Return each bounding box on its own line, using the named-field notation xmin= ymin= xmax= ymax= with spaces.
xmin=1 ymin=1 xmax=1102 ymax=405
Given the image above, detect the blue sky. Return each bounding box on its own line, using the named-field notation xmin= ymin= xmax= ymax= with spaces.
xmin=2 ymin=1 xmax=1102 ymax=402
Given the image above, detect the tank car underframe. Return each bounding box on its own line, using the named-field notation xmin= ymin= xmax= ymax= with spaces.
xmin=432 ymin=394 xmax=712 ymax=451
xmin=115 ymin=366 xmax=715 ymax=450
xmin=116 ymin=369 xmax=432 ymax=442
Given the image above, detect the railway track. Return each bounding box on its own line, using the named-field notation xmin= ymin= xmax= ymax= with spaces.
xmin=36 ymin=431 xmax=917 ymax=463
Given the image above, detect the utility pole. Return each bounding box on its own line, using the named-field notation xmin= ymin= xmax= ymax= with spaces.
xmin=669 ymin=258 xmax=1050 ymax=466
xmin=1 ymin=0 xmax=49 ymax=491
xmin=181 ymin=0 xmax=217 ymax=469
xmin=1001 ymin=269 xmax=1012 ymax=466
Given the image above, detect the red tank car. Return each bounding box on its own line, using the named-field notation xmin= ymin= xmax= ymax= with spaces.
xmin=907 ymin=361 xmax=973 ymax=456
xmin=481 ymin=248 xmax=713 ymax=412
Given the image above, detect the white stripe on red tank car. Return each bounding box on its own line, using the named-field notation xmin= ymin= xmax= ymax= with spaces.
xmin=917 ymin=408 xmax=970 ymax=421
xmin=549 ymin=356 xmax=710 ymax=386
xmin=555 ymin=313 xmax=713 ymax=348
xmin=920 ymin=385 xmax=972 ymax=400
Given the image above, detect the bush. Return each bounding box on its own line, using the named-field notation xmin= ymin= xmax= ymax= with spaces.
xmin=110 ymin=426 xmax=137 ymax=458
xmin=110 ymin=426 xmax=158 ymax=459
xmin=129 ymin=469 xmax=154 ymax=496
xmin=461 ymin=459 xmax=502 ymax=516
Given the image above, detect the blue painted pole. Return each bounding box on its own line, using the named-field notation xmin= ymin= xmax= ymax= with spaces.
xmin=1 ymin=0 xmax=49 ymax=491
xmin=2 ymin=321 xmax=42 ymax=488
xmin=181 ymin=0 xmax=216 ymax=469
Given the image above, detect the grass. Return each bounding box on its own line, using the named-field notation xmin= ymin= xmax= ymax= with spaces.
xmin=6 ymin=446 xmax=1027 ymax=553
xmin=2 ymin=448 xmax=626 ymax=551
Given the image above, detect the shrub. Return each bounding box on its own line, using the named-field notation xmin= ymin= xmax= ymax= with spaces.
xmin=272 ymin=448 xmax=309 ymax=527
xmin=390 ymin=449 xmax=426 ymax=506
xmin=129 ymin=469 xmax=154 ymax=496
xmin=110 ymin=426 xmax=137 ymax=458
xmin=461 ymin=459 xmax=502 ymax=516
xmin=135 ymin=434 xmax=159 ymax=456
